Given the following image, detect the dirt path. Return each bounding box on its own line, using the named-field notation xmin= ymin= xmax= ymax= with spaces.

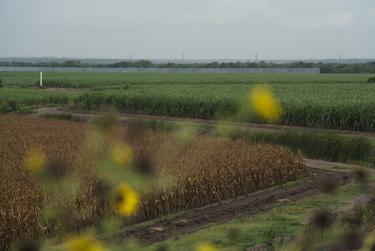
xmin=105 ymin=161 xmax=353 ymax=245
xmin=35 ymin=107 xmax=375 ymax=138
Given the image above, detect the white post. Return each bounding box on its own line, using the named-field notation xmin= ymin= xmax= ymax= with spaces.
xmin=40 ymin=72 xmax=43 ymax=87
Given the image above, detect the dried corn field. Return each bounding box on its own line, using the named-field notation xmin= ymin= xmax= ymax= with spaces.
xmin=139 ymin=137 xmax=306 ymax=220
xmin=0 ymin=115 xmax=305 ymax=247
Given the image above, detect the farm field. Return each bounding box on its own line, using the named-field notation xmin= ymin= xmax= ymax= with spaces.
xmin=2 ymin=72 xmax=375 ymax=131
xmin=2 ymin=72 xmax=375 ymax=250
xmin=3 ymin=1 xmax=375 ymax=250
xmin=0 ymin=115 xmax=305 ymax=249
xmin=0 ymin=87 xmax=75 ymax=105
xmin=0 ymin=71 xmax=371 ymax=87
xmin=37 ymin=107 xmax=375 ymax=164
xmin=75 ymin=83 xmax=375 ymax=131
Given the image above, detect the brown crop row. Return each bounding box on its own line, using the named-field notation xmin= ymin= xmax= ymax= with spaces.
xmin=0 ymin=115 xmax=305 ymax=248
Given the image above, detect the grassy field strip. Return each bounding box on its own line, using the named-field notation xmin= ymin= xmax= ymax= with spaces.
xmin=0 ymin=72 xmax=371 ymax=87
xmin=144 ymin=176 xmax=371 ymax=251
xmin=0 ymin=88 xmax=77 ymax=105
xmin=35 ymin=107 xmax=375 ymax=139
xmin=34 ymin=107 xmax=375 ymax=165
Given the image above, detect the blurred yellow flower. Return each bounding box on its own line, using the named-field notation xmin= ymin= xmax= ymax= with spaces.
xmin=359 ymin=230 xmax=375 ymax=251
xmin=112 ymin=183 xmax=139 ymax=217
xmin=196 ymin=243 xmax=218 ymax=251
xmin=24 ymin=147 xmax=47 ymax=173
xmin=109 ymin=142 xmax=133 ymax=166
xmin=249 ymin=85 xmax=282 ymax=122
xmin=175 ymin=126 xmax=196 ymax=145
xmin=64 ymin=235 xmax=106 ymax=251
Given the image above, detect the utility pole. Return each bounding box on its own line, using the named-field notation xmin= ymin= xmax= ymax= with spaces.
xmin=40 ymin=72 xmax=43 ymax=88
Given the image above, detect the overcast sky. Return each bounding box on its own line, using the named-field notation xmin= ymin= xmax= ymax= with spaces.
xmin=0 ymin=0 xmax=374 ymax=60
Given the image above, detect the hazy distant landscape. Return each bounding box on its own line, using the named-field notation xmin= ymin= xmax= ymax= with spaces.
xmin=1 ymin=57 xmax=375 ymax=64
xmin=1 ymin=0 xmax=375 ymax=251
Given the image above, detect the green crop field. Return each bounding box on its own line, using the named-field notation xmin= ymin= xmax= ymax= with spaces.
xmin=1 ymin=72 xmax=375 ymax=131
xmin=75 ymin=83 xmax=375 ymax=131
xmin=0 ymin=88 xmax=76 ymax=104
xmin=0 ymin=71 xmax=372 ymax=88
xmin=0 ymin=87 xmax=76 ymax=113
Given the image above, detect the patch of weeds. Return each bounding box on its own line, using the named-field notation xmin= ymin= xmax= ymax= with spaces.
xmin=368 ymin=76 xmax=375 ymax=83
xmin=261 ymin=229 xmax=276 ymax=251
xmin=0 ymin=101 xmax=32 ymax=114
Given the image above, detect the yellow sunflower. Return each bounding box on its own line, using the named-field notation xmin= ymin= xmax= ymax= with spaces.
xmin=249 ymin=85 xmax=282 ymax=122
xmin=109 ymin=142 xmax=133 ymax=166
xmin=64 ymin=235 xmax=106 ymax=251
xmin=111 ymin=183 xmax=139 ymax=217
xmin=24 ymin=146 xmax=47 ymax=173
xmin=196 ymin=242 xmax=218 ymax=251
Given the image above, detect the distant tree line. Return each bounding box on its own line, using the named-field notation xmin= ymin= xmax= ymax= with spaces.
xmin=1 ymin=60 xmax=375 ymax=73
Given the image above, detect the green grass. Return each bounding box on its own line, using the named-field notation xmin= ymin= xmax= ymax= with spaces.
xmin=144 ymin=180 xmax=367 ymax=251
xmin=0 ymin=87 xmax=77 ymax=106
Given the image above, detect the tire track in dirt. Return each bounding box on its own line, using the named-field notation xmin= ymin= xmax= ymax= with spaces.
xmin=105 ymin=161 xmax=352 ymax=245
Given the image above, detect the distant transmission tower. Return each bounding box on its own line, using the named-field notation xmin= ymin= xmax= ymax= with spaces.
xmin=255 ymin=52 xmax=258 ymax=62
xmin=129 ymin=53 xmax=132 ymax=61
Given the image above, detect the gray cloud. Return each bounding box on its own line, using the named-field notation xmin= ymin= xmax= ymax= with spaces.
xmin=0 ymin=0 xmax=373 ymax=59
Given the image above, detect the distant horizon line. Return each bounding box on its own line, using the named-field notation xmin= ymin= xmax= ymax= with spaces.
xmin=1 ymin=56 xmax=375 ymax=62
